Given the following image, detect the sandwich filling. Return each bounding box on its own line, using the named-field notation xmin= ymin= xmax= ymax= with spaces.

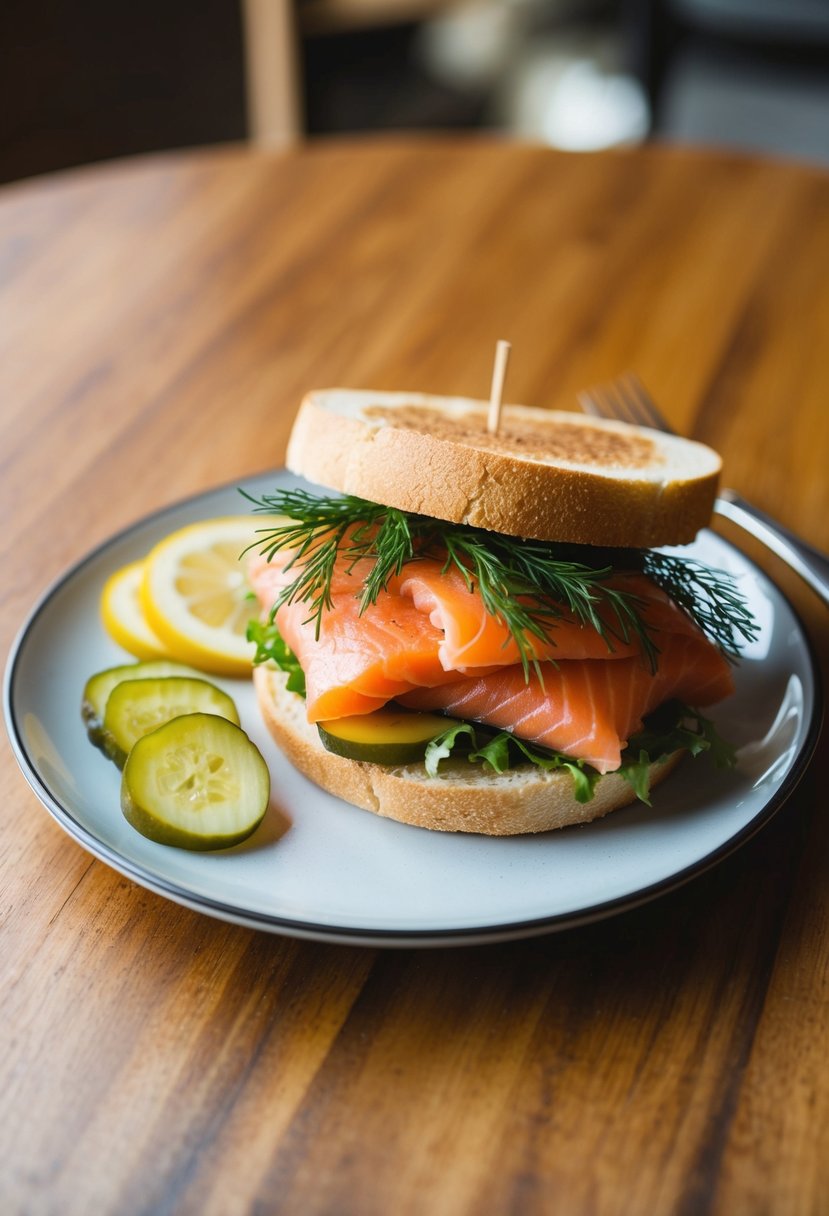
xmin=246 ymin=510 xmax=744 ymax=777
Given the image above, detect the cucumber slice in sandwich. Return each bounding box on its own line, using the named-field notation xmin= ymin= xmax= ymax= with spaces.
xmin=317 ymin=709 xmax=450 ymax=765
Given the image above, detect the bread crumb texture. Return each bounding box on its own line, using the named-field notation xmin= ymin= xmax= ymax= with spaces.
xmin=362 ymin=404 xmax=659 ymax=469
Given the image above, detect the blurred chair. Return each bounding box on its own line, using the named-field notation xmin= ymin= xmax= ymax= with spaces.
xmin=242 ymin=0 xmax=484 ymax=144
xmin=242 ymin=0 xmax=304 ymax=144
xmin=0 ymin=0 xmax=471 ymax=182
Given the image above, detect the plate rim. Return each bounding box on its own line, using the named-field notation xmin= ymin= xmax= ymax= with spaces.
xmin=4 ymin=473 xmax=824 ymax=947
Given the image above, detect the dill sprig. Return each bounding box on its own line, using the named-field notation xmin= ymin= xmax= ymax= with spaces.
xmin=240 ymin=488 xmax=412 ymax=636
xmin=642 ymin=551 xmax=759 ymax=659
xmin=439 ymin=531 xmax=659 ymax=674
xmin=242 ymin=489 xmax=756 ymax=669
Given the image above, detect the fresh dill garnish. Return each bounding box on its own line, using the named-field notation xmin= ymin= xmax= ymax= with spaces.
xmin=642 ymin=551 xmax=759 ymax=659
xmin=239 ymin=488 xmax=411 ymax=637
xmin=241 ymin=489 xmax=756 ymax=669
xmin=439 ymin=530 xmax=659 ymax=675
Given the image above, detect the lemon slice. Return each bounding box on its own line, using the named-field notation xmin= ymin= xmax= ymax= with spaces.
xmin=101 ymin=560 xmax=170 ymax=661
xmin=141 ymin=517 xmax=266 ymax=677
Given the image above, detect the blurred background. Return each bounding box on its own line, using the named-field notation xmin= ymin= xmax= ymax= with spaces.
xmin=1 ymin=0 xmax=828 ymax=185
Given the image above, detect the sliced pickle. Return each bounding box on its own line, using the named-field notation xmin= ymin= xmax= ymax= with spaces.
xmin=120 ymin=713 xmax=269 ymax=850
xmin=317 ymin=709 xmax=450 ymax=766
xmin=82 ymin=659 xmax=198 ymax=750
xmin=102 ymin=676 xmax=240 ymax=768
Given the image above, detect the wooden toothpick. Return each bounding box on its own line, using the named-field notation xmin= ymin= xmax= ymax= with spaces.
xmin=487 ymin=339 xmax=511 ymax=435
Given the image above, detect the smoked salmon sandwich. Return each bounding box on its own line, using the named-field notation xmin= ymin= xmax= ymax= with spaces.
xmin=245 ymin=390 xmax=757 ymax=835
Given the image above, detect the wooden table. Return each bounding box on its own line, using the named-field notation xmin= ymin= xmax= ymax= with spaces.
xmin=2 ymin=138 xmax=828 ymax=1215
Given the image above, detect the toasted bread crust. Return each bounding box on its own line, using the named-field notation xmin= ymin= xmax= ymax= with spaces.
xmin=286 ymin=390 xmax=721 ymax=547
xmin=254 ymin=666 xmax=684 ymax=835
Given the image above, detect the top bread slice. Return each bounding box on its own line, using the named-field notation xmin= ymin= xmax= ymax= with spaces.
xmin=286 ymin=390 xmax=721 ymax=548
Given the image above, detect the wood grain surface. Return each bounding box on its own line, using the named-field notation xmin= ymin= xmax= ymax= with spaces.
xmin=2 ymin=137 xmax=828 ymax=1216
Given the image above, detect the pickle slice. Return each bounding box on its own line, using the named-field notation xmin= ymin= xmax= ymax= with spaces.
xmin=82 ymin=659 xmax=198 ymax=750
xmin=317 ymin=709 xmax=450 ymax=766
xmin=102 ymin=676 xmax=240 ymax=768
xmin=121 ymin=713 xmax=269 ymax=850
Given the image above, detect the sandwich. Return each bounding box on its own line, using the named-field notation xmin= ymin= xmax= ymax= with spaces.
xmin=245 ymin=390 xmax=756 ymax=834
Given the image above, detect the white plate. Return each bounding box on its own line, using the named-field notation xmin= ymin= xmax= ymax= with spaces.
xmin=4 ymin=472 xmax=822 ymax=947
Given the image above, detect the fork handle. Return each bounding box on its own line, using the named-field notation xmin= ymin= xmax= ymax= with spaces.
xmin=714 ymin=489 xmax=829 ymax=610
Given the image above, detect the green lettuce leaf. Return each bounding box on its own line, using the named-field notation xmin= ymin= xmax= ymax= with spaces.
xmin=617 ymin=700 xmax=736 ymax=804
xmin=425 ymin=723 xmax=601 ymax=803
xmin=616 ymin=748 xmax=656 ymax=805
xmin=246 ymin=620 xmax=306 ymax=696
xmin=422 ymin=699 xmax=734 ymax=806
xmin=424 ymin=722 xmax=477 ymax=777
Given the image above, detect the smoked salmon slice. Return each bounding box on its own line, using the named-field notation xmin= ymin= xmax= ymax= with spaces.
xmin=248 ymin=547 xmax=733 ymax=760
xmin=399 ymin=632 xmax=734 ymax=773
xmin=391 ymin=563 xmax=702 ymax=670
xmin=249 ymin=550 xmax=463 ymax=721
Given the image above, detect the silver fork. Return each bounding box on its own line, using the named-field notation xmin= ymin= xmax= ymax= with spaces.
xmin=578 ymin=374 xmax=829 ymax=610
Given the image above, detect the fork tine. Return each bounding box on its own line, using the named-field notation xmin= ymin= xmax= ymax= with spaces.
xmin=618 ymin=373 xmax=676 ymax=435
xmin=609 ymin=380 xmax=642 ymax=428
xmin=576 ymin=388 xmax=604 ymax=419
xmin=577 ymin=374 xmax=677 ymax=436
xmin=578 ymin=384 xmax=636 ymax=427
